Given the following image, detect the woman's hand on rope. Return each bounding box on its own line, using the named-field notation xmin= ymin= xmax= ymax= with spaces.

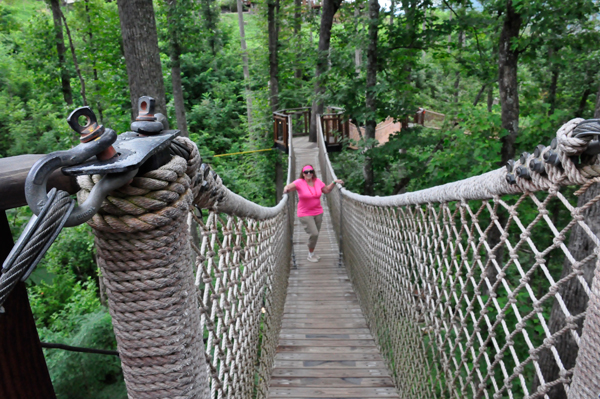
xmin=323 ymin=179 xmax=344 ymax=194
xmin=283 ymin=182 xmax=296 ymax=194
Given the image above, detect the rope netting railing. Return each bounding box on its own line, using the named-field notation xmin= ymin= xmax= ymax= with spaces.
xmin=317 ymin=117 xmax=600 ymax=398
xmin=78 ymin=115 xmax=296 ymax=399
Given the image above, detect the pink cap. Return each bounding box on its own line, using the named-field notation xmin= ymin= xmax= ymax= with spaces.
xmin=302 ymin=165 xmax=314 ymax=172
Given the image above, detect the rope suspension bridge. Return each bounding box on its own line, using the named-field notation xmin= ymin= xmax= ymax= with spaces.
xmin=1 ymin=101 xmax=600 ymax=399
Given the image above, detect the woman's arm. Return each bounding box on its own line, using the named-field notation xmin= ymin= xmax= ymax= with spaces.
xmin=322 ymin=179 xmax=344 ymax=194
xmin=283 ymin=182 xmax=297 ymax=194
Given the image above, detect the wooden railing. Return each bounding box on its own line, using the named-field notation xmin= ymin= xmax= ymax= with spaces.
xmin=273 ymin=106 xmax=350 ymax=152
xmin=273 ymin=107 xmax=311 ymax=152
xmin=321 ymin=106 xmax=349 ymax=151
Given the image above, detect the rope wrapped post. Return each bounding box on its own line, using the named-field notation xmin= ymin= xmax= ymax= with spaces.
xmin=78 ymin=137 xmax=209 ymax=399
xmin=569 ymin=262 xmax=600 ymax=398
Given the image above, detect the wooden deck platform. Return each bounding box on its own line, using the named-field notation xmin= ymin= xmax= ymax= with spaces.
xmin=267 ymin=137 xmax=399 ymax=398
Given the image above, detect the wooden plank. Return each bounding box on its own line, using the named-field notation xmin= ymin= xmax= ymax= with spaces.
xmin=278 ymin=334 xmax=374 ymax=340
xmin=277 ymin=346 xmax=379 ymax=353
xmin=274 ymin=360 xmax=389 ymax=369
xmin=269 ymin=377 xmax=395 ymax=388
xmin=281 ymin=322 xmax=368 ymax=329
xmin=271 ymin=368 xmax=391 ymax=378
xmin=283 ymin=305 xmax=361 ymax=310
xmin=281 ymin=328 xmax=371 ymax=335
xmin=282 ymin=313 xmax=364 ymax=318
xmin=282 ymin=318 xmax=367 ymax=324
xmin=284 ymin=300 xmax=360 ymax=305
xmin=285 ymin=294 xmax=356 ymax=298
xmin=288 ymin=279 xmax=350 ymax=283
xmin=283 ymin=307 xmax=362 ymax=313
xmin=287 ymin=292 xmax=355 ymax=297
xmin=287 ymin=284 xmax=352 ymax=289
xmin=286 ymin=287 xmax=353 ymax=291
xmin=268 ymin=389 xmax=398 ymax=398
xmin=268 ymin=387 xmax=399 ymax=398
xmin=274 ymin=353 xmax=384 ymax=361
xmin=277 ymin=339 xmax=376 ymax=347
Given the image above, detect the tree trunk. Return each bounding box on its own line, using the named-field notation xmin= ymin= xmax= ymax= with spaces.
xmin=200 ymin=0 xmax=220 ymax=55
xmin=60 ymin=9 xmax=87 ymax=106
xmin=575 ymin=87 xmax=592 ymax=119
xmin=487 ymin=85 xmax=494 ymax=112
xmin=473 ymin=84 xmax=486 ymax=106
xmin=498 ymin=0 xmax=521 ymax=166
xmin=84 ymin=0 xmax=104 ymax=121
xmin=117 ymin=0 xmax=167 ymax=118
xmin=294 ymin=0 xmax=302 ymax=81
xmin=309 ymin=0 xmax=343 ymax=142
xmin=48 ymin=0 xmax=73 ymax=106
xmin=167 ymin=0 xmax=188 ymax=137
xmin=454 ymin=31 xmax=464 ymax=104
xmin=268 ymin=0 xmax=280 ymax=111
xmin=533 ymin=183 xmax=600 ymax=398
xmin=594 ymin=81 xmax=600 ymax=118
xmin=354 ymin=4 xmax=362 ymax=74
xmin=487 ymin=1 xmax=521 ymax=297
xmin=547 ymin=47 xmax=560 ymax=116
xmin=237 ymin=0 xmax=253 ymax=125
xmin=363 ymin=0 xmax=379 ymax=196
xmin=575 ymin=70 xmax=594 ymax=118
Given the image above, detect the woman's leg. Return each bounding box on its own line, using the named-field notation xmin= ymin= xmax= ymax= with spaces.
xmin=314 ymin=213 xmax=323 ymax=236
xmin=299 ymin=216 xmax=320 ymax=260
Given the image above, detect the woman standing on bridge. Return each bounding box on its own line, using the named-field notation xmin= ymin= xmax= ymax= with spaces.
xmin=283 ymin=165 xmax=343 ymax=262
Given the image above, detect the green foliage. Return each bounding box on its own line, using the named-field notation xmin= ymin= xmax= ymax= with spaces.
xmin=26 ymin=224 xmax=126 ymax=398
xmin=38 ymin=311 xmax=126 ymax=399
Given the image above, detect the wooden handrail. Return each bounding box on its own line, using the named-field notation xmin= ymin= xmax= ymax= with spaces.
xmin=0 ymin=155 xmax=78 ymax=210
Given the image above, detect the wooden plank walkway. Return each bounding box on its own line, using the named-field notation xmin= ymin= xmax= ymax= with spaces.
xmin=267 ymin=137 xmax=400 ymax=398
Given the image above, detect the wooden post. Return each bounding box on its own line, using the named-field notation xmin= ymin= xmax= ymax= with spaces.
xmin=283 ymin=117 xmax=288 ymax=150
xmin=344 ymin=119 xmax=349 ymax=141
xmin=0 ymin=211 xmax=56 ymax=398
xmin=304 ymin=110 xmax=308 ymax=135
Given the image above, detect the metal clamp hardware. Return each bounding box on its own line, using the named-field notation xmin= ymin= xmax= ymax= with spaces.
xmin=506 ymin=160 xmax=517 ymax=185
xmin=530 ymin=145 xmax=547 ymax=174
xmin=26 ymin=102 xmax=179 ymax=228
xmin=25 ymin=126 xmax=138 ymax=227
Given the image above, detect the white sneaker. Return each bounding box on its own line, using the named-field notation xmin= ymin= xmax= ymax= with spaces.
xmin=307 ymin=253 xmax=320 ymax=263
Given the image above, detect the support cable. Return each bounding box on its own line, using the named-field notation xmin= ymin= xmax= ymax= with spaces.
xmin=0 ymin=189 xmax=74 ymax=311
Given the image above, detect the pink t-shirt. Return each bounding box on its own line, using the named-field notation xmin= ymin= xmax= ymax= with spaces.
xmin=294 ymin=178 xmax=326 ymax=217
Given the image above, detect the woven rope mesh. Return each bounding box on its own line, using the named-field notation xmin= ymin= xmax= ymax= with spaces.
xmin=190 ymin=210 xmax=291 ymax=398
xmin=190 ymin=115 xmax=295 ymax=398
xmin=317 ymin=119 xmax=600 ymax=398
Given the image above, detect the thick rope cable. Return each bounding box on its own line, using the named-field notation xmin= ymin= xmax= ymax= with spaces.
xmin=321 ymin=118 xmax=600 ymax=207
xmin=0 ymin=189 xmax=73 ymax=310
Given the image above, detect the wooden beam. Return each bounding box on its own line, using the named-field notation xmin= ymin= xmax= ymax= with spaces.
xmin=0 ymin=155 xmax=78 ymax=210
xmin=0 ymin=211 xmax=56 ymax=398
